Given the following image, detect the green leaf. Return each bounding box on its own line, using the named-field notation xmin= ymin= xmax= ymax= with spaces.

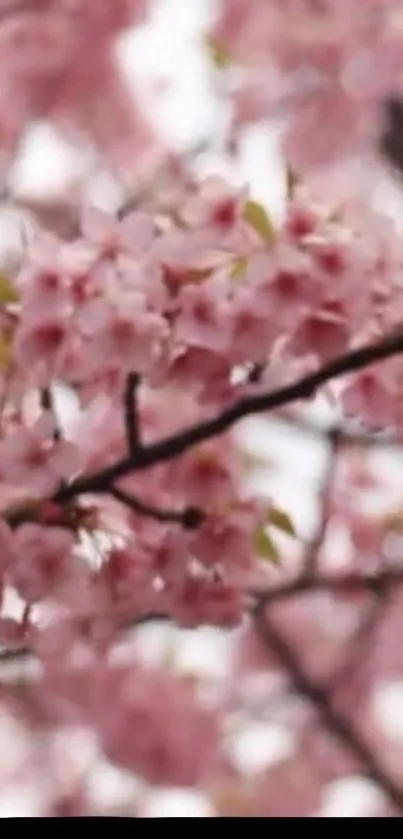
xmin=268 ymin=507 xmax=296 ymax=538
xmin=0 ymin=273 xmax=19 ymax=304
xmin=205 ymin=35 xmax=232 ymax=69
xmin=230 ymin=256 xmax=248 ymax=279
xmin=243 ymin=200 xmax=276 ymax=244
xmin=254 ymin=527 xmax=280 ymax=564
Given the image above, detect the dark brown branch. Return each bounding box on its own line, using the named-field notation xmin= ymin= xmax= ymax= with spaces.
xmin=124 ymin=373 xmax=141 ymax=455
xmin=110 ymin=486 xmax=204 ymax=529
xmin=254 ymin=605 xmax=403 ymax=814
xmin=53 ymin=328 xmax=403 ymax=504
xmin=295 ymin=596 xmax=391 ymax=765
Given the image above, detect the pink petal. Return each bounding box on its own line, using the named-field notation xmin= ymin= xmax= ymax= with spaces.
xmin=118 ymin=212 xmax=154 ymax=254
xmin=50 ymin=441 xmax=83 ymax=480
xmin=81 ymin=206 xmax=116 ymax=246
xmin=77 ymin=299 xmax=110 ymax=336
xmin=32 ymin=412 xmax=56 ymax=441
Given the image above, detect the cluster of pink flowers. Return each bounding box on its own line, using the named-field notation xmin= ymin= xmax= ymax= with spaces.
xmin=11 ymin=177 xmax=403 ymax=424
xmin=210 ymin=0 xmax=403 ymax=173
xmin=0 ymin=170 xmax=400 ymax=808
xmin=0 ymin=0 xmax=154 ymax=174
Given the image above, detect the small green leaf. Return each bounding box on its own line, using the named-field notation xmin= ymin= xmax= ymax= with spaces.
xmin=230 ymin=256 xmax=248 ymax=279
xmin=254 ymin=527 xmax=280 ymax=564
xmin=0 ymin=273 xmax=18 ymax=304
xmin=268 ymin=507 xmax=296 ymax=537
xmin=243 ymin=200 xmax=276 ymax=244
xmin=205 ymin=35 xmax=232 ymax=69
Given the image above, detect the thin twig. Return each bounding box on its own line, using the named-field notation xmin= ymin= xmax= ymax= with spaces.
xmin=124 ymin=373 xmax=141 ymax=456
xmin=40 ymin=387 xmax=60 ymax=441
xmin=110 ymin=486 xmax=204 ymax=529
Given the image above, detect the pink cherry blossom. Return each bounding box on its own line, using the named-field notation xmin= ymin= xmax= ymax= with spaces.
xmin=94 ymin=663 xmax=220 ymax=787
xmin=14 ymin=310 xmax=73 ymax=381
xmin=0 ymin=413 xmax=82 ymax=495
xmin=341 ymin=365 xmax=401 ymax=429
xmin=80 ymin=294 xmax=168 ymax=376
xmin=163 ymin=440 xmax=239 ymax=508
xmin=174 ymin=278 xmax=232 ymax=353
xmin=289 ymin=309 xmax=351 ymax=362
xmin=80 ymin=207 xmax=154 ymax=262
xmin=102 ymin=542 xmax=153 ymax=603
xmin=7 ymin=522 xmax=75 ymax=602
xmin=190 ymin=502 xmax=263 ymax=585
xmin=179 ymin=175 xmax=247 ymax=234
xmin=169 ymin=575 xmax=245 ymax=628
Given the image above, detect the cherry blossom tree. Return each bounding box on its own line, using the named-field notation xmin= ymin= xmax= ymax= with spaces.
xmin=2 ymin=0 xmax=403 ymax=818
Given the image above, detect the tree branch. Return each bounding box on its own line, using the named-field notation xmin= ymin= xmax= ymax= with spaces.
xmin=324 ymin=595 xmax=390 ymax=700
xmin=294 ymin=595 xmax=391 ymax=770
xmin=53 ymin=328 xmax=403 ymax=503
xmin=253 ymin=604 xmax=403 ymax=814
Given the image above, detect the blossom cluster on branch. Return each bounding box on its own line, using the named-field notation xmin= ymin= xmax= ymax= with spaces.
xmin=1 ymin=0 xmax=403 ymax=819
